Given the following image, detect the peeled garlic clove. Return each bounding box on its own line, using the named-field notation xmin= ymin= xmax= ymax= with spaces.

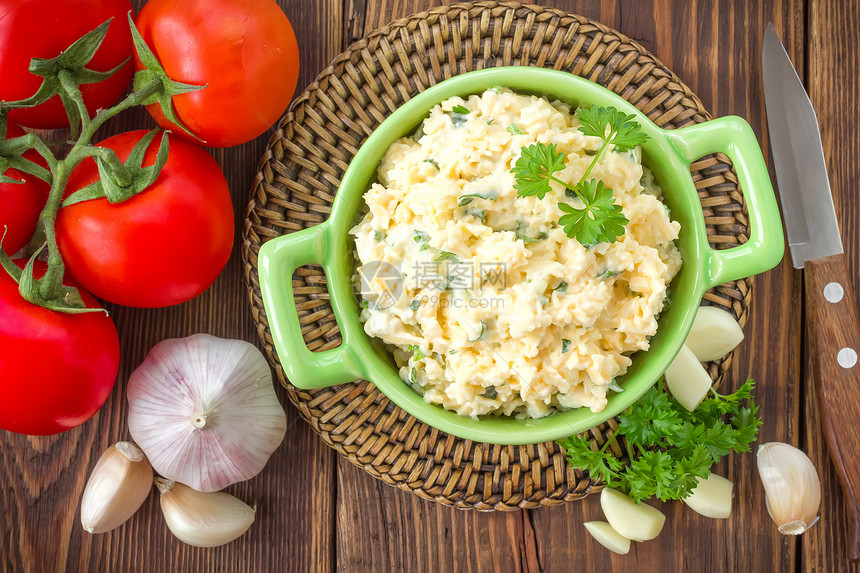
xmin=682 ymin=473 xmax=733 ymax=519
xmin=128 ymin=334 xmax=287 ymax=492
xmin=600 ymin=487 xmax=666 ymax=541
xmin=155 ymin=478 xmax=255 ymax=547
xmin=81 ymin=442 xmax=153 ymax=534
xmin=583 ymin=521 xmax=631 ymax=555
xmin=685 ymin=306 xmax=744 ymax=362
xmin=757 ymin=442 xmax=821 ymax=535
xmin=664 ymin=345 xmax=713 ymax=411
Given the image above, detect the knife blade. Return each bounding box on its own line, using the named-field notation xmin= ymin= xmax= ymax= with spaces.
xmin=763 ymin=24 xmax=843 ymax=268
xmin=764 ymin=23 xmax=860 ymax=561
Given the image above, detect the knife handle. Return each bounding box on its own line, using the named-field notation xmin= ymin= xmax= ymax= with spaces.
xmin=806 ymin=253 xmax=860 ymax=561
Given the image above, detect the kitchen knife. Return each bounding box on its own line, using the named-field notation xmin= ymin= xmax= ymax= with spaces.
xmin=764 ymin=23 xmax=860 ymax=560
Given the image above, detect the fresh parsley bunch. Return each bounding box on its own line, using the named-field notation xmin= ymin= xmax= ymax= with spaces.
xmin=557 ymin=378 xmax=761 ymax=503
xmin=510 ymin=105 xmax=649 ymax=247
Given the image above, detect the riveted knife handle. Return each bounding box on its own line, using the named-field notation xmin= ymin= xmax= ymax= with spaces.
xmin=806 ymin=253 xmax=860 ymax=561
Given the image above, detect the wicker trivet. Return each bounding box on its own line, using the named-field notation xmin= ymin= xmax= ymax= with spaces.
xmin=242 ymin=1 xmax=753 ymax=510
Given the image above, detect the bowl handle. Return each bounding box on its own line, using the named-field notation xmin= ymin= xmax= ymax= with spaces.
xmin=666 ymin=116 xmax=785 ymax=287
xmin=257 ymin=222 xmax=364 ymax=389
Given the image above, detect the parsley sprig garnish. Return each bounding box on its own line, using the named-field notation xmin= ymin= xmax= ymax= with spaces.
xmin=576 ymin=105 xmax=650 ymax=152
xmin=510 ymin=105 xmax=649 ymax=247
xmin=509 ymin=142 xmax=566 ymax=200
xmin=558 ymin=180 xmax=628 ymax=247
xmin=557 ymin=377 xmax=761 ymax=503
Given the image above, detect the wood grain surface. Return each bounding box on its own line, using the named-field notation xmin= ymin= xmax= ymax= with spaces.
xmin=804 ymin=0 xmax=860 ymax=571
xmin=0 ymin=0 xmax=856 ymax=572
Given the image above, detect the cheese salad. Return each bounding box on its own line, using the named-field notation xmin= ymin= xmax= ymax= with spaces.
xmin=350 ymin=88 xmax=681 ymax=419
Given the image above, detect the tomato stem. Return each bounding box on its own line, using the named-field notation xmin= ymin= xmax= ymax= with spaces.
xmin=0 ymin=15 xmax=193 ymax=313
xmin=58 ymin=70 xmax=92 ymax=140
xmin=80 ymin=79 xmax=161 ymax=147
xmin=10 ymin=77 xmax=164 ymax=309
xmin=98 ymin=148 xmax=133 ymax=188
xmin=36 ymin=161 xmax=71 ymax=301
xmin=21 ymin=134 xmax=58 ymax=173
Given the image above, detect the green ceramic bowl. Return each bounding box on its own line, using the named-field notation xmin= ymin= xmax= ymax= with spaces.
xmin=258 ymin=67 xmax=784 ymax=445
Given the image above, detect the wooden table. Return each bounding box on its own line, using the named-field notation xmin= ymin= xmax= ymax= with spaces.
xmin=2 ymin=1 xmax=858 ymax=571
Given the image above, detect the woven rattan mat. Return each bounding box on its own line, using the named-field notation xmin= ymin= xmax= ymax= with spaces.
xmin=242 ymin=1 xmax=753 ymax=510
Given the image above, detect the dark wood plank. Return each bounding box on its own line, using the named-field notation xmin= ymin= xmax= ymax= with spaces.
xmin=334 ymin=2 xmax=540 ymax=570
xmin=0 ymin=2 xmax=342 ymax=572
xmin=331 ymin=1 xmax=805 ymax=571
xmin=530 ymin=2 xmax=804 ymax=571
xmin=336 ymin=461 xmax=537 ymax=573
xmin=4 ymin=0 xmax=846 ymax=570
xmin=804 ymin=0 xmax=860 ymax=570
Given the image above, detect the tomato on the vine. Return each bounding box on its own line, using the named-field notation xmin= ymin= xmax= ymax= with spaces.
xmin=0 ymin=124 xmax=49 ymax=255
xmin=0 ymin=260 xmax=120 ymax=435
xmin=56 ymin=130 xmax=234 ymax=308
xmin=134 ymin=0 xmax=300 ymax=147
xmin=0 ymin=0 xmax=134 ymax=129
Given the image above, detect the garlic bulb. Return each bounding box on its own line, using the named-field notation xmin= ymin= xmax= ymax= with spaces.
xmin=127 ymin=334 xmax=287 ymax=492
xmin=155 ymin=478 xmax=255 ymax=547
xmin=756 ymin=442 xmax=821 ymax=535
xmin=81 ymin=442 xmax=153 ymax=533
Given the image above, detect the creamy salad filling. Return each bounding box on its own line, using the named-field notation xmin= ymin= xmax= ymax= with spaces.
xmin=350 ymin=88 xmax=681 ymax=419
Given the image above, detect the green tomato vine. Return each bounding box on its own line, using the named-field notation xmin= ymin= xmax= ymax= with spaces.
xmin=0 ymin=14 xmax=203 ymax=313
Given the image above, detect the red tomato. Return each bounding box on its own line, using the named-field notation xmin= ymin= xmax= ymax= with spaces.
xmin=0 ymin=260 xmax=119 ymax=435
xmin=134 ymin=0 xmax=299 ymax=147
xmin=0 ymin=0 xmax=134 ymax=129
xmin=0 ymin=124 xmax=50 ymax=254
xmin=56 ymin=130 xmax=234 ymax=308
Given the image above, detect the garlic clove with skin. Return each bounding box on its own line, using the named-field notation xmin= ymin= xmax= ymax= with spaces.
xmin=155 ymin=478 xmax=256 ymax=547
xmin=81 ymin=442 xmax=153 ymax=534
xmin=756 ymin=442 xmax=821 ymax=535
xmin=127 ymin=334 xmax=287 ymax=492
